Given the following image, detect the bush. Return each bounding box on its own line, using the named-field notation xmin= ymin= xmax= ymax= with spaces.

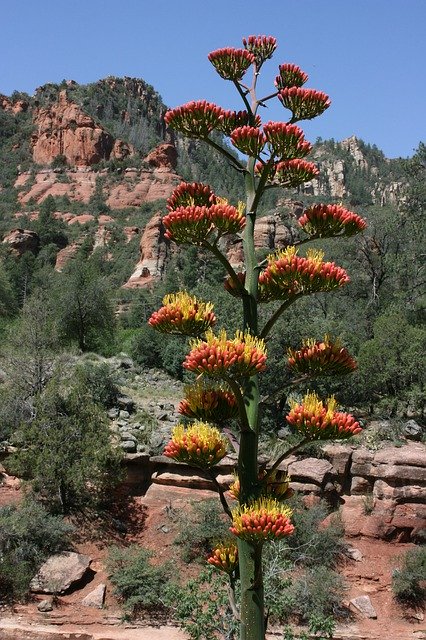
xmin=392 ymin=546 xmax=426 ymax=605
xmin=74 ymin=361 xmax=119 ymax=408
xmin=0 ymin=498 xmax=72 ymax=600
xmin=174 ymin=498 xmax=230 ymax=563
xmin=9 ymin=381 xmax=123 ymax=513
xmin=107 ymin=545 xmax=172 ymax=618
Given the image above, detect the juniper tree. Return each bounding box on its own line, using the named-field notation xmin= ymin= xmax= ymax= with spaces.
xmin=148 ymin=35 xmax=366 ymax=640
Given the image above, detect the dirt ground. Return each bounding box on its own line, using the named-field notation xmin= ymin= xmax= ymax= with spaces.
xmin=1 ymin=475 xmax=424 ymax=640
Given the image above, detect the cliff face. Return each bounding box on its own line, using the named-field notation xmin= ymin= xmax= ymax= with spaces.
xmin=31 ymin=90 xmax=134 ymax=166
xmin=0 ymin=77 xmax=409 ymax=286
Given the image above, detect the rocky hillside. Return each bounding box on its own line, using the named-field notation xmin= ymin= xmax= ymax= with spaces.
xmin=0 ymin=77 xmax=409 ymax=290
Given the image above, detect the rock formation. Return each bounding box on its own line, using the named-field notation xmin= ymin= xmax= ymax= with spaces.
xmin=124 ymin=212 xmax=171 ymax=288
xmin=31 ymin=90 xmax=134 ymax=166
xmin=2 ymin=228 xmax=39 ymax=256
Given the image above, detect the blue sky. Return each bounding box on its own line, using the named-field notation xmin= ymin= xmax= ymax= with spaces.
xmin=1 ymin=0 xmax=424 ymax=158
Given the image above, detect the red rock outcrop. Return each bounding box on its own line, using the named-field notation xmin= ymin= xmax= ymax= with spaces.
xmin=31 ymin=91 xmax=134 ymax=166
xmin=144 ymin=143 xmax=177 ymax=169
xmin=106 ymin=167 xmax=180 ymax=208
xmin=124 ymin=213 xmax=171 ymax=288
xmin=0 ymin=95 xmax=28 ymax=114
xmin=2 ymin=228 xmax=39 ymax=256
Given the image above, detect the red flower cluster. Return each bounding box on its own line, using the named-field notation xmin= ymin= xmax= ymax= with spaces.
xmin=231 ymin=126 xmax=266 ymax=157
xmin=217 ymin=109 xmax=257 ymax=135
xmin=279 ymin=87 xmax=331 ymax=121
xmin=263 ymin=121 xmax=312 ymax=160
xmin=207 ymin=542 xmax=238 ymax=574
xmin=164 ymin=421 xmax=228 ymax=469
xmin=167 ymin=182 xmax=217 ymax=210
xmin=242 ymin=35 xmax=277 ymax=67
xmin=263 ymin=159 xmax=319 ymax=187
xmin=275 ymin=63 xmax=309 ymax=90
xmin=178 ymin=381 xmax=239 ymax=422
xmin=286 ymin=392 xmax=362 ymax=440
xmin=298 ymin=204 xmax=367 ymax=238
xmin=287 ymin=336 xmax=357 ymax=377
xmin=258 ymin=247 xmax=350 ymax=302
xmin=230 ymin=498 xmax=294 ymax=543
xmin=163 ymin=201 xmax=245 ymax=245
xmin=148 ymin=292 xmax=216 ymax=337
xmin=165 ymin=100 xmax=223 ymax=139
xmin=184 ymin=329 xmax=267 ymax=379
xmin=208 ymin=47 xmax=255 ymax=81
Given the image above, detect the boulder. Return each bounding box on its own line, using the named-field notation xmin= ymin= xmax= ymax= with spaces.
xmin=350 ymin=595 xmax=377 ymax=619
xmin=287 ymin=457 xmax=334 ymax=486
xmin=81 ymin=583 xmax=106 ymax=608
xmin=30 ymin=552 xmax=92 ymax=594
xmin=2 ymin=228 xmax=40 ymax=256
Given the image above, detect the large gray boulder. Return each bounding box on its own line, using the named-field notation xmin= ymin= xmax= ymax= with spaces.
xmin=30 ymin=552 xmax=92 ymax=594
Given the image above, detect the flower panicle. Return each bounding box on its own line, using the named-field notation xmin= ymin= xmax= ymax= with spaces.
xmin=178 ymin=381 xmax=239 ymax=422
xmin=298 ymin=203 xmax=367 ymax=238
xmin=275 ymin=63 xmax=309 ymax=90
xmin=230 ymin=497 xmax=294 ymax=542
xmin=163 ymin=201 xmax=245 ymax=245
xmin=256 ymin=158 xmax=319 ymax=187
xmin=207 ymin=541 xmax=238 ymax=574
xmin=217 ymin=109 xmax=261 ymax=135
xmin=263 ymin=121 xmax=312 ymax=160
xmin=231 ymin=126 xmax=266 ymax=157
xmin=258 ymin=246 xmax=350 ymax=302
xmin=242 ymin=35 xmax=277 ymax=68
xmin=148 ymin=291 xmax=216 ymax=336
xmin=164 ymin=421 xmax=228 ymax=469
xmin=184 ymin=329 xmax=267 ymax=379
xmin=208 ymin=47 xmax=255 ymax=81
xmin=164 ymin=100 xmax=224 ymax=139
xmin=278 ymin=87 xmax=331 ymax=121
xmin=286 ymin=391 xmax=362 ymax=440
xmin=167 ymin=182 xmax=217 ymax=211
xmin=287 ymin=335 xmax=357 ymax=377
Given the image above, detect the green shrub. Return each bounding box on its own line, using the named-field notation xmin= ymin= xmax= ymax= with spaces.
xmin=174 ymin=498 xmax=230 ymax=563
xmin=74 ymin=361 xmax=119 ymax=408
xmin=0 ymin=498 xmax=72 ymax=600
xmin=107 ymin=545 xmax=172 ymax=618
xmin=392 ymin=546 xmax=426 ymax=605
xmin=166 ymin=567 xmax=239 ymax=640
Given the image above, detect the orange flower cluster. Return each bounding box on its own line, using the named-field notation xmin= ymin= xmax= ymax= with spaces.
xmin=217 ymin=109 xmax=261 ymax=136
xmin=208 ymin=47 xmax=255 ymax=81
xmin=242 ymin=35 xmax=277 ymax=67
xmin=230 ymin=498 xmax=294 ymax=542
xmin=164 ymin=421 xmax=228 ymax=469
xmin=275 ymin=63 xmax=309 ymax=90
xmin=279 ymin=87 xmax=331 ymax=121
xmin=231 ymin=126 xmax=266 ymax=157
xmin=184 ymin=329 xmax=267 ymax=379
xmin=229 ymin=469 xmax=292 ymax=501
xmin=207 ymin=542 xmax=238 ymax=574
xmin=166 ymin=182 xmax=217 ymax=210
xmin=287 ymin=336 xmax=357 ymax=377
xmin=163 ymin=201 xmax=245 ymax=245
xmin=258 ymin=158 xmax=319 ymax=187
xmin=164 ymin=100 xmax=223 ymax=139
xmin=178 ymin=381 xmax=239 ymax=422
xmin=258 ymin=247 xmax=350 ymax=302
xmin=286 ymin=392 xmax=362 ymax=440
xmin=263 ymin=121 xmax=312 ymax=160
xmin=148 ymin=292 xmax=216 ymax=336
xmin=298 ymin=203 xmax=367 ymax=238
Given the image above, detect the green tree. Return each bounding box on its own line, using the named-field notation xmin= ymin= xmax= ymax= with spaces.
xmin=9 ymin=379 xmax=123 ymax=513
xmin=55 ymin=258 xmax=116 ymax=352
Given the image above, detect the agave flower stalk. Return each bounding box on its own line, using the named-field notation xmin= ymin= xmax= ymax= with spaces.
xmin=164 ymin=421 xmax=228 ymax=469
xmin=157 ymin=34 xmax=364 ymax=640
